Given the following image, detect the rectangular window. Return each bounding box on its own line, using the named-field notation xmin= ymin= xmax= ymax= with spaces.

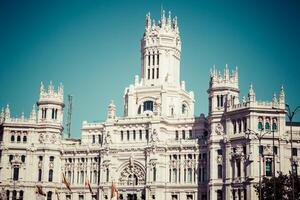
xmin=13 ymin=167 xmax=19 ymax=181
xmin=38 ymin=169 xmax=42 ymax=182
xmin=175 ymin=131 xmax=178 ymax=140
xmin=121 ymin=131 xmax=123 ymax=141
xmin=79 ymin=195 xmax=84 ymax=200
xmin=266 ymin=159 xmax=272 ymax=176
xmin=217 ymin=149 xmax=222 ymax=155
xmin=92 ymin=135 xmax=95 ymax=143
xmin=182 ymin=130 xmax=185 ymax=139
xmin=133 ymin=130 xmax=136 ymax=140
xmin=139 ymin=130 xmax=142 ymax=140
xmin=237 ymin=160 xmax=241 ymax=177
xmin=148 ymin=55 xmax=150 ymax=66
xmin=157 ymin=54 xmax=159 ymax=65
xmin=292 ymin=148 xmax=298 ymax=156
xmin=156 ymin=68 xmax=159 ymax=79
xmin=152 ymin=68 xmax=154 ymax=79
xmin=148 ymin=69 xmax=150 ymax=79
xmin=127 ymin=130 xmax=130 ymax=140
xmin=189 ymin=130 xmax=192 ymax=139
xmin=146 ymin=130 xmax=149 ymax=140
xmin=152 ymin=54 xmax=155 ymax=65
xmin=218 ymin=165 xmax=222 ymax=179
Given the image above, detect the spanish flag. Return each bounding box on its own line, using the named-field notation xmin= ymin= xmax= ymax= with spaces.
xmin=111 ymin=181 xmax=118 ymax=200
xmin=62 ymin=173 xmax=72 ymax=192
xmin=85 ymin=178 xmax=93 ymax=194
xmin=36 ymin=185 xmax=46 ymax=196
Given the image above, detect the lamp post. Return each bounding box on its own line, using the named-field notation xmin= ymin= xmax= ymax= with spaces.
xmin=285 ymin=104 xmax=300 ymax=200
xmin=246 ymin=128 xmax=270 ymax=200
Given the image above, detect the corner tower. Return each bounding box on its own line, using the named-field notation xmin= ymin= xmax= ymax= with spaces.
xmin=141 ymin=11 xmax=181 ymax=86
xmin=37 ymin=81 xmax=64 ymax=128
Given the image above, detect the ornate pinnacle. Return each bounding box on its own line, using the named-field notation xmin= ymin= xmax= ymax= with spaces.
xmin=5 ymin=104 xmax=10 ymax=118
xmin=145 ymin=12 xmax=151 ymax=30
xmin=40 ymin=81 xmax=45 ymax=93
xmin=272 ymin=92 xmax=278 ymax=103
xmin=167 ymin=11 xmax=172 ymax=27
xmin=161 ymin=10 xmax=166 ymax=27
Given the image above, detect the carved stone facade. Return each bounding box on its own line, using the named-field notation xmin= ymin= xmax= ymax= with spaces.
xmin=0 ymin=10 xmax=300 ymax=200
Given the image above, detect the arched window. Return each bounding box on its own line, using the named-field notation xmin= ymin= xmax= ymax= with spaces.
xmin=55 ymin=109 xmax=58 ymax=119
xmin=48 ymin=169 xmax=53 ymax=182
xmin=258 ymin=121 xmax=263 ymax=130
xmin=143 ymin=101 xmax=153 ymax=111
xmin=47 ymin=191 xmax=52 ymax=200
xmin=153 ymin=167 xmax=157 ymax=182
xmin=19 ymin=190 xmax=24 ymax=200
xmin=51 ymin=108 xmax=55 ymax=119
xmin=17 ymin=135 xmax=21 ymax=142
xmin=21 ymin=155 xmax=26 ymax=163
xmin=11 ymin=135 xmax=15 ymax=142
xmin=23 ymin=135 xmax=27 ymax=142
xmin=12 ymin=190 xmax=17 ymax=200
xmin=120 ymin=131 xmax=124 ymax=141
xmin=128 ymin=174 xmax=138 ymax=185
xmin=272 ymin=118 xmax=277 ymax=131
xmin=265 ymin=122 xmax=270 ymax=130
xmin=182 ymin=104 xmax=187 ymax=115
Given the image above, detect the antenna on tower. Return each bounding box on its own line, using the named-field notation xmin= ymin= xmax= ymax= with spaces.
xmin=66 ymin=95 xmax=73 ymax=138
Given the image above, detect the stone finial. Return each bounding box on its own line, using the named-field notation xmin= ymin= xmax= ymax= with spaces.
xmin=30 ymin=104 xmax=37 ymax=120
xmin=5 ymin=104 xmax=10 ymax=118
xmin=0 ymin=107 xmax=4 ymax=121
xmin=167 ymin=11 xmax=172 ymax=27
xmin=279 ymin=85 xmax=285 ymax=104
xmin=145 ymin=12 xmax=151 ymax=30
xmin=224 ymin=64 xmax=229 ymax=81
xmin=48 ymin=81 xmax=54 ymax=94
xmin=173 ymin=16 xmax=178 ymax=31
xmin=161 ymin=10 xmax=166 ymax=27
xmin=248 ymin=83 xmax=256 ymax=102
xmin=272 ymin=92 xmax=278 ymax=103
xmin=58 ymin=82 xmax=64 ymax=95
xmin=40 ymin=81 xmax=45 ymax=93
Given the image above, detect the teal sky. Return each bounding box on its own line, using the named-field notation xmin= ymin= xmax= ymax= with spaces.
xmin=0 ymin=0 xmax=299 ymax=138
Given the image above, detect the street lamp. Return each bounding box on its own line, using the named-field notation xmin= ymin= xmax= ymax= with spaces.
xmin=246 ymin=128 xmax=270 ymax=200
xmin=285 ymin=104 xmax=300 ymax=200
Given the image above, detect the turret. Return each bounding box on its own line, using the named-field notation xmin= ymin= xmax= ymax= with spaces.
xmin=37 ymin=81 xmax=64 ymax=125
xmin=107 ymin=100 xmax=116 ymax=121
xmin=208 ymin=65 xmax=240 ymax=115
xmin=141 ymin=10 xmax=181 ymax=87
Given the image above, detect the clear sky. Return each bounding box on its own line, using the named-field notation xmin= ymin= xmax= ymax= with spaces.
xmin=0 ymin=0 xmax=299 ymax=138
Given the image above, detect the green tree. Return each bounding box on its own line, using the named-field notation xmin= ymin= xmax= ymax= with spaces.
xmin=254 ymin=172 xmax=300 ymax=200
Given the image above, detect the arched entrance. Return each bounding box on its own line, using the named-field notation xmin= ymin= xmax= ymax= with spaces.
xmin=118 ymin=162 xmax=146 ymax=200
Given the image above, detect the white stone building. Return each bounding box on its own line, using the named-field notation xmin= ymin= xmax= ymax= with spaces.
xmin=0 ymin=11 xmax=299 ymax=200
